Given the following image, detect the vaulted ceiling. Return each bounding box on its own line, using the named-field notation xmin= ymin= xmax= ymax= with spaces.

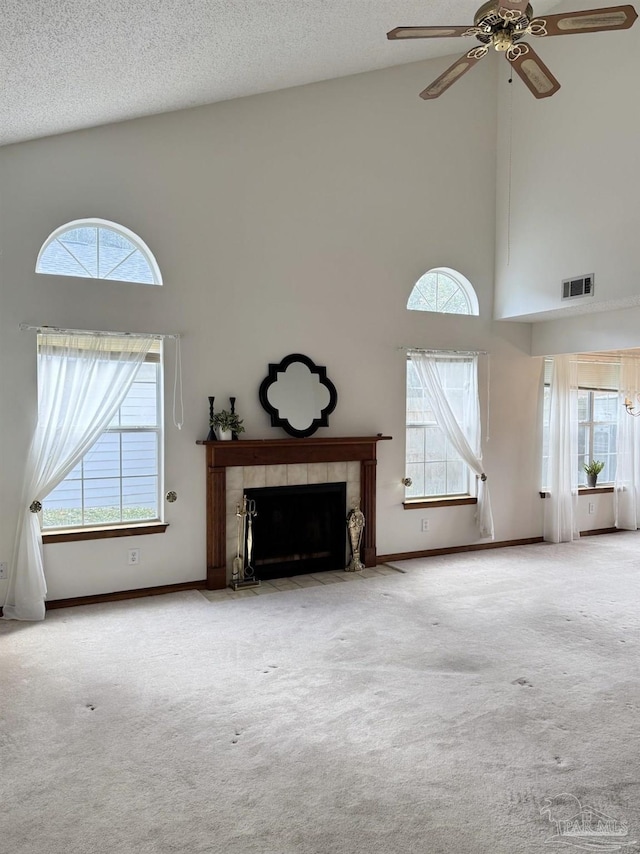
xmin=1 ymin=0 xmax=560 ymax=146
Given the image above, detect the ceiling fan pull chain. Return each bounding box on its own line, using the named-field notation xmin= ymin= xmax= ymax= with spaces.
xmin=507 ymin=68 xmax=513 ymax=267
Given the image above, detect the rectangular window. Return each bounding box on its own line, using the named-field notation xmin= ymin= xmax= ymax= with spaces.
xmin=405 ymin=358 xmax=473 ymax=500
xmin=542 ymin=357 xmax=619 ymax=490
xmin=577 ymin=390 xmax=617 ymax=485
xmin=42 ymin=346 xmax=163 ymax=529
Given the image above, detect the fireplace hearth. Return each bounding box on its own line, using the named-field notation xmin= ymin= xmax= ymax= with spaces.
xmin=244 ymin=482 xmax=347 ymax=579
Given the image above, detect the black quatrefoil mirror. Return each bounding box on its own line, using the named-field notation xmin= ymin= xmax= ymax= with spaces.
xmin=258 ymin=353 xmax=338 ymax=438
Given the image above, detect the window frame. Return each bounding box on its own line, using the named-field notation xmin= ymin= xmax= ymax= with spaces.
xmin=407 ymin=267 xmax=479 ymax=316
xmin=405 ymin=356 xmax=476 ymax=503
xmin=40 ymin=346 xmax=165 ymax=539
xmin=541 ymin=356 xmax=620 ymax=491
xmin=577 ymin=389 xmax=618 ymax=487
xmin=36 ymin=218 xmax=163 ymax=285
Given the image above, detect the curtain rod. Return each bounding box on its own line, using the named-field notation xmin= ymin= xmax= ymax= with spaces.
xmin=19 ymin=323 xmax=180 ymax=340
xmin=399 ymin=347 xmax=488 ymax=356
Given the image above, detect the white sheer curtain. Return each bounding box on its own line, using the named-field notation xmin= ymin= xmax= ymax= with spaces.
xmin=3 ymin=333 xmax=154 ymax=621
xmin=615 ymin=355 xmax=640 ymax=530
xmin=411 ymin=353 xmax=494 ymax=539
xmin=544 ymin=354 xmax=579 ymax=543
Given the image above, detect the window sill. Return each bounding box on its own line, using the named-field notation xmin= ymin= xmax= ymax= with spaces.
xmin=579 ymin=485 xmax=614 ymax=495
xmin=403 ymin=496 xmax=477 ymax=509
xmin=43 ymin=522 xmax=168 ymax=544
xmin=539 ymin=486 xmax=614 ymax=499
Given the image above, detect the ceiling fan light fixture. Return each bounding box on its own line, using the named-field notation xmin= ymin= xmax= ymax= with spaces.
xmin=492 ymin=30 xmax=514 ymax=50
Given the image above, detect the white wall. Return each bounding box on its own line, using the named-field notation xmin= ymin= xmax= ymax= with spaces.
xmin=576 ymin=491 xmax=614 ymax=532
xmin=494 ymin=1 xmax=640 ymax=327
xmin=531 ymin=306 xmax=640 ymax=356
xmin=0 ymin=55 xmax=545 ymax=602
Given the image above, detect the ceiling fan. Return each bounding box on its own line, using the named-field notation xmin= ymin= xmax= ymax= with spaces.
xmin=387 ymin=1 xmax=637 ymax=99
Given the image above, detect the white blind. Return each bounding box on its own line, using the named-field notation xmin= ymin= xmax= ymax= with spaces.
xmin=544 ymin=356 xmax=621 ymax=391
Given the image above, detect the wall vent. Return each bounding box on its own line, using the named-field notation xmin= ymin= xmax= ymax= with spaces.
xmin=562 ymin=274 xmax=594 ymax=300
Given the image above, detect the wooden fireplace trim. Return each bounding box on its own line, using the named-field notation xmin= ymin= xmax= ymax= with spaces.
xmin=196 ymin=435 xmax=391 ymax=589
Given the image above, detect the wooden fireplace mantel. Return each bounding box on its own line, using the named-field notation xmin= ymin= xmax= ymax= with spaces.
xmin=196 ymin=435 xmax=391 ymax=589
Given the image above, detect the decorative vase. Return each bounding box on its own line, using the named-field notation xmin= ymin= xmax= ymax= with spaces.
xmin=217 ymin=428 xmax=233 ymax=441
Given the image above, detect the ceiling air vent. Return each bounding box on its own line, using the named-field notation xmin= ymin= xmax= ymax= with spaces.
xmin=562 ymin=274 xmax=594 ymax=300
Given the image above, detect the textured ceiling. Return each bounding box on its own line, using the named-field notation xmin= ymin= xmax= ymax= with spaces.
xmin=0 ymin=0 xmax=562 ymax=147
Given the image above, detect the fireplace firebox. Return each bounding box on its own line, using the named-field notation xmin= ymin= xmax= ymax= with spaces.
xmin=244 ymin=482 xmax=347 ymax=579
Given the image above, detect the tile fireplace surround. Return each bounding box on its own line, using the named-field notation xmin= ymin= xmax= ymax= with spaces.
xmin=196 ymin=436 xmax=391 ymax=588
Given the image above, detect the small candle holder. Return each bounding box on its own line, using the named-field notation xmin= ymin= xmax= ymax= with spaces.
xmin=206 ymin=396 xmax=217 ymax=441
xmin=230 ymin=396 xmax=239 ymax=440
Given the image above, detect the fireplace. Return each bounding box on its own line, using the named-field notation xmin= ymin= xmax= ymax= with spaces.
xmin=244 ymin=482 xmax=347 ymax=579
xmin=196 ymin=435 xmax=391 ymax=588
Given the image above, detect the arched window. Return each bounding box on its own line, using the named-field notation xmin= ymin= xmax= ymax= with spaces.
xmin=407 ymin=267 xmax=478 ymax=316
xmin=36 ymin=219 xmax=162 ymax=285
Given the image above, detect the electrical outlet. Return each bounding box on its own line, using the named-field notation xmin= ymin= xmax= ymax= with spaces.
xmin=421 ymin=519 xmax=430 ymax=532
xmin=0 ymin=562 xmax=7 ymax=580
xmin=588 ymin=502 xmax=595 ymax=515
xmin=128 ymin=548 xmax=140 ymax=566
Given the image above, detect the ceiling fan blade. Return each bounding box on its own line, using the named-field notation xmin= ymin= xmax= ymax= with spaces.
xmin=528 ymin=5 xmax=637 ymax=37
xmin=387 ymin=26 xmax=478 ymax=40
xmin=506 ymin=42 xmax=561 ymax=98
xmin=419 ymin=47 xmax=489 ymax=99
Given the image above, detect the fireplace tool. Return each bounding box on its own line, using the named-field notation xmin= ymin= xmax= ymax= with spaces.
xmin=231 ymin=496 xmax=260 ymax=590
xmin=244 ymin=498 xmax=257 ymax=582
xmin=232 ymin=502 xmax=244 ymax=584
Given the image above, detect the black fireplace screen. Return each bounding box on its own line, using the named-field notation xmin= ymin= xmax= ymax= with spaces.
xmin=244 ymin=482 xmax=347 ymax=579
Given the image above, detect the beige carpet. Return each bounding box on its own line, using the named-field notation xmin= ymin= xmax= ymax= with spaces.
xmin=1 ymin=533 xmax=640 ymax=853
